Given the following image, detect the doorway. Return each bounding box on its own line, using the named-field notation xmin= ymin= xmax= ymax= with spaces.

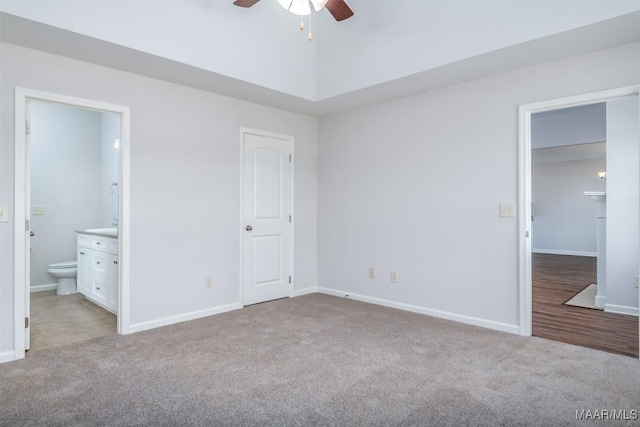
xmin=241 ymin=129 xmax=294 ymax=306
xmin=13 ymin=88 xmax=131 ymax=361
xmin=519 ymin=86 xmax=640 ymax=359
xmin=28 ymin=101 xmax=120 ymax=351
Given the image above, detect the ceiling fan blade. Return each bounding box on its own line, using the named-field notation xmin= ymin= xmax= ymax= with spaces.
xmin=325 ymin=0 xmax=354 ymax=21
xmin=233 ymin=0 xmax=261 ymax=7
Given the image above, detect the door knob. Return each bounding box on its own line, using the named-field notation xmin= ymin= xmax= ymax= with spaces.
xmin=30 ymin=231 xmax=35 ymax=237
xmin=245 ymin=225 xmax=253 ymax=231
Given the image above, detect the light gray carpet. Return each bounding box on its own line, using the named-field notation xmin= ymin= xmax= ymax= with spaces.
xmin=1 ymin=293 xmax=638 ymax=426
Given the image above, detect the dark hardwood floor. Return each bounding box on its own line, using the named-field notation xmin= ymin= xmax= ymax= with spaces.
xmin=532 ymin=253 xmax=639 ymax=358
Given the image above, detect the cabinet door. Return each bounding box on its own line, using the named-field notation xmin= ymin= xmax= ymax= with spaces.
xmin=77 ymin=248 xmax=90 ymax=296
xmin=108 ymin=254 xmax=119 ymax=312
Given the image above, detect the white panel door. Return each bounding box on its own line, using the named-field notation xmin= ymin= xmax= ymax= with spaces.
xmin=243 ymin=132 xmax=292 ymax=306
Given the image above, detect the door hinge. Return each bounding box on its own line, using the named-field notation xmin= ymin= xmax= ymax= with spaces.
xmin=526 ymin=230 xmax=530 ymax=238
xmin=25 ymin=317 xmax=29 ymax=328
xmin=25 ymin=219 xmax=30 ymax=231
xmin=25 ymin=122 xmax=30 ymax=135
xmin=289 ymin=154 xmax=292 ymax=163
xmin=289 ymin=215 xmax=291 ymax=223
xmin=288 ymin=276 xmax=291 ymax=284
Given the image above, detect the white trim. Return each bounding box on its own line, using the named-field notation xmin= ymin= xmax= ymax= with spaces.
xmin=604 ymin=304 xmax=639 ymax=317
xmin=293 ymin=286 xmax=318 ymax=297
xmin=317 ymin=287 xmax=520 ymax=335
xmin=30 ymin=284 xmax=57 ymax=293
xmin=0 ymin=351 xmax=16 ymax=364
xmin=518 ymin=85 xmax=640 ymax=339
xmin=12 ymin=88 xmax=132 ymax=362
xmin=128 ymin=303 xmax=242 ymax=334
xmin=239 ymin=127 xmax=295 ymax=307
xmin=532 ymin=249 xmax=597 ymax=257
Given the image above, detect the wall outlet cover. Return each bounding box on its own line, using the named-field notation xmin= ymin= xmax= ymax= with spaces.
xmin=204 ymin=275 xmax=213 ymax=288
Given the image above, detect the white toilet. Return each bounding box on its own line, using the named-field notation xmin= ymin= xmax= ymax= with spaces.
xmin=47 ymin=261 xmax=78 ymax=295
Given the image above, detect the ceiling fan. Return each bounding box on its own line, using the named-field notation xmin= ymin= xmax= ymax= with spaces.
xmin=233 ymin=0 xmax=354 ymax=22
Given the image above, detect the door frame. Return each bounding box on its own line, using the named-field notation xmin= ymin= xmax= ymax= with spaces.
xmin=518 ymin=85 xmax=640 ymax=355
xmin=239 ymin=127 xmax=294 ymax=307
xmin=13 ymin=87 xmax=132 ymax=361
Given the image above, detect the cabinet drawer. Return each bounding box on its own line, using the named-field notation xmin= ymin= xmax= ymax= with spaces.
xmin=92 ymin=237 xmax=117 ymax=255
xmin=78 ymin=234 xmax=117 ymax=255
xmin=92 ymin=254 xmax=108 ymax=273
xmin=92 ymin=280 xmax=108 ymax=301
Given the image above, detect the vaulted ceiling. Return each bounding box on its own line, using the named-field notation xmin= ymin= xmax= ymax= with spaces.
xmin=1 ymin=1 xmax=639 ymax=116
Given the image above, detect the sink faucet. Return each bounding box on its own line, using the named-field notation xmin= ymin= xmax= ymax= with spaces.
xmin=111 ymin=218 xmax=119 ymax=227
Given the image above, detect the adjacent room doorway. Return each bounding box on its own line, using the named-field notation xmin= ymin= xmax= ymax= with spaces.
xmin=519 ymin=86 xmax=640 ymax=360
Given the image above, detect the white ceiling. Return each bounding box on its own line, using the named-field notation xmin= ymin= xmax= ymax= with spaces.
xmin=1 ymin=0 xmax=639 ymax=116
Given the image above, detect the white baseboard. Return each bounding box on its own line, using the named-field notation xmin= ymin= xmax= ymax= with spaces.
xmin=316 ymin=287 xmax=520 ymax=335
xmin=595 ymin=294 xmax=606 ymax=308
xmin=532 ymin=249 xmax=597 ymax=257
xmin=0 ymin=350 xmax=16 ymax=363
xmin=128 ymin=302 xmax=242 ymax=334
xmin=604 ymin=303 xmax=639 ymax=317
xmin=30 ymin=283 xmax=57 ymax=293
xmin=293 ymin=286 xmax=318 ymax=297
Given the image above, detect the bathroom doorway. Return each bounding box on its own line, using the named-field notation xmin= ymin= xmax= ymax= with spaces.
xmin=28 ymin=101 xmax=120 ymax=351
xmin=13 ymin=88 xmax=131 ymax=360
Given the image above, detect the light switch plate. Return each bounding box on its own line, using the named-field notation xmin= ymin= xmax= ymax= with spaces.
xmin=0 ymin=206 xmax=7 ymax=222
xmin=499 ymin=203 xmax=516 ymax=218
xmin=33 ymin=205 xmax=45 ymax=215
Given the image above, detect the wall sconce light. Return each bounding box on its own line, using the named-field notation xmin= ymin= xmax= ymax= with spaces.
xmin=114 ymin=137 xmax=120 ymax=149
xmin=597 ymin=171 xmax=607 ymax=180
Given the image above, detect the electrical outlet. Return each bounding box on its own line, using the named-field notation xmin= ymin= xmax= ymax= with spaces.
xmin=368 ymin=267 xmax=375 ymax=279
xmin=0 ymin=206 xmax=7 ymax=223
xmin=32 ymin=205 xmax=45 ymax=215
xmin=204 ymin=275 xmax=213 ymax=288
xmin=390 ymin=271 xmax=398 ymax=283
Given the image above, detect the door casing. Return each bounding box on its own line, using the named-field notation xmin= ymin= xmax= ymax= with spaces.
xmin=517 ymin=85 xmax=640 ymax=362
xmin=13 ymin=88 xmax=132 ymax=361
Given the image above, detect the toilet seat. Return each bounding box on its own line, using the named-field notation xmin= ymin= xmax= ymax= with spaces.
xmin=48 ymin=261 xmax=78 ymax=270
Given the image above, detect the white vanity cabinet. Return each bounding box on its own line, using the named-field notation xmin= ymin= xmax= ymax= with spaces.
xmin=77 ymin=233 xmax=119 ymax=313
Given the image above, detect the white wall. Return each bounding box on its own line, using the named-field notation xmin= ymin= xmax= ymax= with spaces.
xmin=315 ymin=1 xmax=640 ymax=99
xmin=605 ymin=96 xmax=640 ymax=314
xmin=100 ymin=112 xmax=120 ymax=228
xmin=29 ymin=102 xmax=103 ymax=287
xmin=531 ymin=150 xmax=606 ymax=256
xmin=0 ymin=42 xmax=318 ymax=357
xmin=0 ymin=1 xmax=317 ymax=100
xmin=531 ymin=103 xmax=606 ymax=149
xmin=317 ymin=42 xmax=639 ymax=332
xmin=3 ymin=1 xmax=639 ymax=101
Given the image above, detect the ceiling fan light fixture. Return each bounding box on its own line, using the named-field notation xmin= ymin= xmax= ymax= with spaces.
xmin=288 ymin=0 xmax=311 ymax=15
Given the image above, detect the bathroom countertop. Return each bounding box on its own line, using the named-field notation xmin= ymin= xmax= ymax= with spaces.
xmin=76 ymin=228 xmax=118 ymax=238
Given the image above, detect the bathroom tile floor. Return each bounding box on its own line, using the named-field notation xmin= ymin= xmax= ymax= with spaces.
xmin=29 ymin=291 xmax=116 ymax=353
